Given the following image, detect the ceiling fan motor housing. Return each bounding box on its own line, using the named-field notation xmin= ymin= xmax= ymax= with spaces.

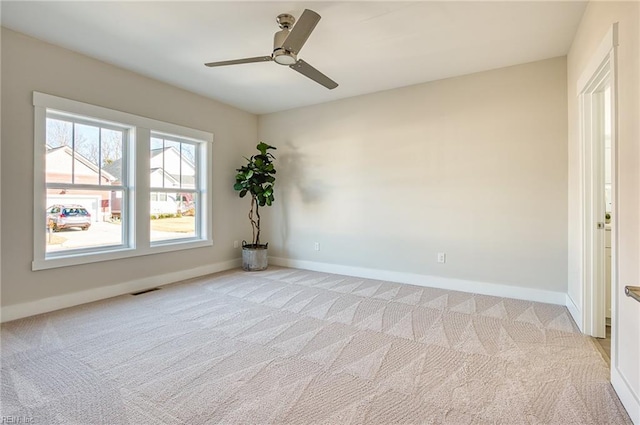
xmin=273 ymin=29 xmax=297 ymax=65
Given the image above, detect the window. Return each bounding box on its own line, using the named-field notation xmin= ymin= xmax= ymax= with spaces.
xmin=33 ymin=92 xmax=213 ymax=270
xmin=44 ymin=113 xmax=128 ymax=253
xmin=150 ymin=135 xmax=199 ymax=242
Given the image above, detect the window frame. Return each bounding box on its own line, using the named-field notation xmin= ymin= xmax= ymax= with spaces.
xmin=33 ymin=92 xmax=213 ymax=271
xmin=149 ymin=133 xmax=203 ymax=245
xmin=44 ymin=112 xmax=131 ymax=256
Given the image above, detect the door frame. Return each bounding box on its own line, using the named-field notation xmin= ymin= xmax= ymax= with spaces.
xmin=577 ymin=23 xmax=617 ymax=339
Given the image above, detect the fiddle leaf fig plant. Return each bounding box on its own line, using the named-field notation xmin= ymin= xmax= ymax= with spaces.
xmin=233 ymin=142 xmax=277 ymax=247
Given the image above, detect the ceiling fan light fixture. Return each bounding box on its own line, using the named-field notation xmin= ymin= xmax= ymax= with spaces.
xmin=273 ymin=50 xmax=297 ymax=65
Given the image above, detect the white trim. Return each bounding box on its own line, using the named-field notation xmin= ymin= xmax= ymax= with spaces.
xmin=135 ymin=127 xmax=151 ymax=251
xmin=33 ymin=92 xmax=213 ymax=143
xmin=611 ymin=367 xmax=640 ymax=424
xmin=33 ymin=105 xmax=48 ymax=265
xmin=565 ymin=294 xmax=583 ymax=332
xmin=2 ymin=259 xmax=241 ymax=323
xmin=577 ymin=24 xmax=618 ymax=93
xmin=577 ymin=23 xmax=618 ymax=338
xmin=270 ymin=257 xmax=566 ymax=305
xmin=203 ymin=138 xmax=214 ymax=242
xmin=32 ymin=239 xmax=213 ymax=271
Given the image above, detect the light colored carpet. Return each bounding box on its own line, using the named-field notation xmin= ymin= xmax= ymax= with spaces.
xmin=1 ymin=267 xmax=631 ymax=424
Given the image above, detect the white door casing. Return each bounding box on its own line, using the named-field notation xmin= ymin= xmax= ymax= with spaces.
xmin=578 ymin=47 xmax=612 ymax=339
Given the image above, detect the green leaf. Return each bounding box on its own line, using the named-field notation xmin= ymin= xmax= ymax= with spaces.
xmin=235 ymin=142 xmax=277 ymax=205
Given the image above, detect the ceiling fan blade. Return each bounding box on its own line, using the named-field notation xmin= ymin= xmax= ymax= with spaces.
xmin=290 ymin=59 xmax=338 ymax=90
xmin=282 ymin=9 xmax=321 ymax=54
xmin=205 ymin=56 xmax=272 ymax=67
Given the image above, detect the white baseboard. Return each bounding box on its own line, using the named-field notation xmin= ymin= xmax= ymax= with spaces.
xmin=0 ymin=259 xmax=241 ymax=323
xmin=2 ymin=256 xmax=570 ymax=323
xmin=612 ymin=366 xmax=640 ymax=424
xmin=565 ymin=294 xmax=583 ymax=332
xmin=269 ymin=257 xmax=566 ymax=305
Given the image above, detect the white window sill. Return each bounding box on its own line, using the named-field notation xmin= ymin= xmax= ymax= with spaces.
xmin=32 ymin=239 xmax=213 ymax=271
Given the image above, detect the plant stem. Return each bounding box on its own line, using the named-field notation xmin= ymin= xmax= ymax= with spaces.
xmin=255 ymin=202 xmax=261 ymax=245
xmin=248 ymin=195 xmax=261 ymax=246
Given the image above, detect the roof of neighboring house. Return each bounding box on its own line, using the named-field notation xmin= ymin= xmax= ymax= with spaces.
xmin=151 ymin=146 xmax=196 ymax=165
xmin=102 ymin=158 xmax=122 ymax=181
xmin=150 ymin=167 xmax=196 ymax=188
xmin=106 ymin=146 xmax=196 ymax=180
xmin=150 ymin=167 xmax=180 ymax=185
xmin=46 ymin=145 xmax=117 ymax=182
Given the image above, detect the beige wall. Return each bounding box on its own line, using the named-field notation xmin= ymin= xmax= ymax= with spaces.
xmin=1 ymin=28 xmax=257 ymax=307
xmin=259 ymin=57 xmax=568 ymax=293
xmin=567 ymin=1 xmax=639 ymax=412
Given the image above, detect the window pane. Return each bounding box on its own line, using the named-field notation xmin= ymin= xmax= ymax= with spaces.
xmin=101 ymin=129 xmax=123 ymax=183
xmin=46 ymin=118 xmax=73 ymax=148
xmin=151 ymin=193 xmax=196 ymax=242
xmin=150 ymin=137 xmax=163 ymax=151
xmin=164 ymin=140 xmax=181 ymax=188
xmin=46 ymin=119 xmax=73 ymax=184
xmin=182 ymin=143 xmax=197 ymax=189
xmin=74 ymin=123 xmax=100 ymax=185
xmin=46 ymin=189 xmax=124 ymax=253
xmin=150 ymin=137 xmax=165 ymax=188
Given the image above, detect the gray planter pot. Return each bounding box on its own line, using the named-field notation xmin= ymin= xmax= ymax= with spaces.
xmin=242 ymin=242 xmax=268 ymax=271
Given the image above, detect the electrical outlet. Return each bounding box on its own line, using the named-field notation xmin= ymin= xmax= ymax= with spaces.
xmin=437 ymin=252 xmax=446 ymax=263
xmin=233 ymin=240 xmax=239 ymax=249
xmin=314 ymin=242 xmax=320 ymax=251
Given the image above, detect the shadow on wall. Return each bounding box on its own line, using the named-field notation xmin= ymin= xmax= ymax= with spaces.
xmin=277 ymin=142 xmax=331 ymax=249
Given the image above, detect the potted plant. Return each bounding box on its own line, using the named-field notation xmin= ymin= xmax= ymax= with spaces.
xmin=234 ymin=142 xmax=277 ymax=271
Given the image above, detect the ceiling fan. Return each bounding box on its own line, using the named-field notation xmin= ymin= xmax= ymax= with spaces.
xmin=204 ymin=9 xmax=338 ymax=90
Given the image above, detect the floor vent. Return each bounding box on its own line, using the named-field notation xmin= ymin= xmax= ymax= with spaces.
xmin=130 ymin=287 xmax=161 ymax=296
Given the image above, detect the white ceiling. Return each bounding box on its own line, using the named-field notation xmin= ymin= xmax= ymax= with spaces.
xmin=1 ymin=1 xmax=587 ymax=115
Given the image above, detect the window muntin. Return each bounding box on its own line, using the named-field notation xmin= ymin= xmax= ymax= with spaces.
xmin=33 ymin=92 xmax=213 ymax=270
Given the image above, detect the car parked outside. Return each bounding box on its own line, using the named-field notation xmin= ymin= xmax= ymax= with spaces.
xmin=46 ymin=204 xmax=91 ymax=231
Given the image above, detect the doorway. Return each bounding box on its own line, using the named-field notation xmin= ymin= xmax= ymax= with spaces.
xmin=593 ymin=83 xmax=613 ymax=357
xmin=578 ymin=26 xmax=617 ymax=341
xmin=577 ymin=21 xmax=640 ymax=424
